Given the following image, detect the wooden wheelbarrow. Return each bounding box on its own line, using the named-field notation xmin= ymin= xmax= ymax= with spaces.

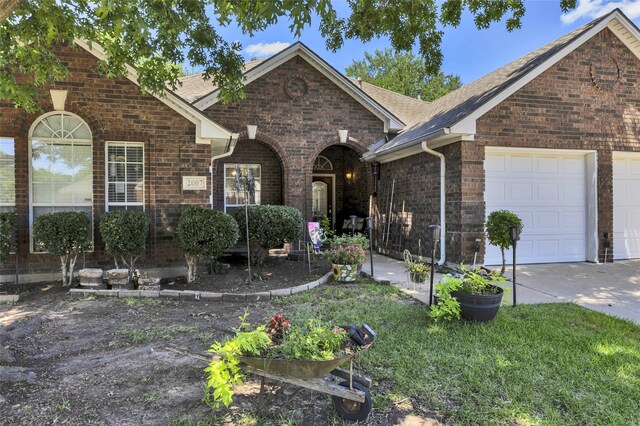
xmin=239 ymin=341 xmax=374 ymax=422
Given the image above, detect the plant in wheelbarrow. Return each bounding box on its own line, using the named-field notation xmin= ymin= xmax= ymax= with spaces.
xmin=203 ymin=312 xmax=375 ymax=421
xmin=429 ymin=265 xmax=508 ymax=322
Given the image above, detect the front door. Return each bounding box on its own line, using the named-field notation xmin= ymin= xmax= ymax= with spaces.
xmin=312 ymin=175 xmax=334 ymax=227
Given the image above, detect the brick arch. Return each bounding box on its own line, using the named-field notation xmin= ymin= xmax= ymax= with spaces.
xmin=308 ymin=139 xmax=367 ymax=175
xmin=241 ymin=131 xmax=292 ymax=204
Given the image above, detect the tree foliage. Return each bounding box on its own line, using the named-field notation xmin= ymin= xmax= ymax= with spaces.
xmin=0 ymin=212 xmax=16 ymax=263
xmin=235 ymin=205 xmax=303 ymax=266
xmin=1 ymin=0 xmax=577 ymax=112
xmin=346 ymin=49 xmax=462 ymax=101
xmin=32 ymin=211 xmax=90 ymax=286
xmin=485 ymin=209 xmax=524 ymax=275
xmin=99 ymin=210 xmax=149 ymax=273
xmin=176 ymin=206 xmax=239 ymax=283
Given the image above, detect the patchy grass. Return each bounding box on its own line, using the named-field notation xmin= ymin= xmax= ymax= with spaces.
xmin=272 ymin=283 xmax=640 ymax=425
xmin=119 ymin=324 xmax=197 ymax=344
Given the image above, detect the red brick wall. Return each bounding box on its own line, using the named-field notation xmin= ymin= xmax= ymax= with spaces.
xmin=476 ymin=28 xmax=640 ymax=263
xmin=203 ymin=56 xmax=385 ymax=221
xmin=0 ymin=44 xmax=212 ymax=276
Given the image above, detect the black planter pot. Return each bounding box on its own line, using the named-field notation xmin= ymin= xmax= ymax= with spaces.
xmin=451 ymin=286 xmax=504 ymax=322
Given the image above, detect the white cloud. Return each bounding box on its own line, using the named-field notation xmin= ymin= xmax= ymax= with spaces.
xmin=561 ymin=0 xmax=640 ymax=25
xmin=244 ymin=42 xmax=290 ymax=57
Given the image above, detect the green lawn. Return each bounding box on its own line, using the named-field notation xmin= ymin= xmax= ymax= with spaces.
xmin=271 ymin=282 xmax=640 ymax=425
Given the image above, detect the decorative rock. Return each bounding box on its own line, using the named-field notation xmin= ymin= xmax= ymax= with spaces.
xmin=138 ymin=277 xmax=161 ymax=291
xmin=78 ymin=268 xmax=105 ymax=289
xmin=106 ymin=269 xmax=131 ymax=289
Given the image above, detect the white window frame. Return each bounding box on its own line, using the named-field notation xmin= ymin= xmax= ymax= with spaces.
xmin=105 ymin=141 xmax=145 ymax=211
xmin=0 ymin=137 xmax=15 ymax=211
xmin=28 ymin=111 xmax=93 ymax=253
xmin=224 ymin=163 xmax=261 ymax=212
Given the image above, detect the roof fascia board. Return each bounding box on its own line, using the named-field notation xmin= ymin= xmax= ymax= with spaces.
xmin=193 ymin=43 xmax=404 ymax=132
xmin=450 ymin=12 xmax=626 ymax=135
xmin=73 ymin=39 xmax=233 ymax=144
xmin=367 ymin=130 xmax=474 ymax=163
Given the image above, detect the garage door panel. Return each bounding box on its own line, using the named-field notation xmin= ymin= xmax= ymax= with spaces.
xmin=485 ymin=150 xmax=587 ymax=265
xmin=613 ymin=154 xmax=640 ymax=260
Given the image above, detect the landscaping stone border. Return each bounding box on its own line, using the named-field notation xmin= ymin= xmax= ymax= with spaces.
xmin=69 ymin=272 xmax=333 ymax=301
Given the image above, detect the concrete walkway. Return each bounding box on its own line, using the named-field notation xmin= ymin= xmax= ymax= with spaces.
xmin=366 ymin=254 xmax=640 ymax=324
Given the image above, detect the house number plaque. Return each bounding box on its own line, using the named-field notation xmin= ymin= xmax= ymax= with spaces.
xmin=182 ymin=176 xmax=207 ymax=191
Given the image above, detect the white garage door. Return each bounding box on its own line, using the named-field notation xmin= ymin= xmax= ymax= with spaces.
xmin=613 ymin=153 xmax=640 ymax=260
xmin=484 ymin=149 xmax=587 ymax=265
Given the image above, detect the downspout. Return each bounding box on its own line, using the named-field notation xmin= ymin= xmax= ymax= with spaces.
xmin=210 ymin=135 xmax=238 ymax=209
xmin=421 ymin=141 xmax=446 ymax=265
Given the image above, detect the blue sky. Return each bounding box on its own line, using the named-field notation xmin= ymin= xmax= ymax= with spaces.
xmin=212 ymin=0 xmax=640 ymax=85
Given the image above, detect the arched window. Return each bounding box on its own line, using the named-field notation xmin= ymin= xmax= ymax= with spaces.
xmin=313 ymin=155 xmax=333 ymax=171
xmin=29 ymin=112 xmax=93 ymax=252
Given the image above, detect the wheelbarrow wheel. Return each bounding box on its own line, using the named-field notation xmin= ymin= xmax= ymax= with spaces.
xmin=332 ymin=381 xmax=372 ymax=421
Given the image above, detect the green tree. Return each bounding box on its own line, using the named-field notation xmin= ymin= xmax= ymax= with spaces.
xmin=1 ymin=0 xmax=577 ymax=112
xmin=346 ymin=49 xmax=462 ymax=101
xmin=99 ymin=210 xmax=150 ymax=275
xmin=485 ymin=210 xmax=524 ymax=275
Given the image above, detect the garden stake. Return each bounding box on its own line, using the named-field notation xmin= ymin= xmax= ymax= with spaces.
xmin=366 ymin=217 xmax=374 ymax=276
xmin=428 ymin=225 xmax=441 ymax=306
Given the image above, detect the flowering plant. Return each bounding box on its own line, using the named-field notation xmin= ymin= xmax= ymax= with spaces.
xmin=326 ymin=244 xmax=365 ymax=265
xmin=266 ymin=312 xmax=291 ymax=342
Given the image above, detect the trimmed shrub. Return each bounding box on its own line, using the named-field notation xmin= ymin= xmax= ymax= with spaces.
xmin=0 ymin=212 xmax=16 ymax=262
xmin=177 ymin=207 xmax=239 ymax=283
xmin=485 ymin=209 xmax=524 ymax=275
xmin=235 ymin=205 xmax=303 ymax=266
xmin=33 ymin=211 xmax=90 ymax=286
xmin=99 ymin=210 xmax=150 ymax=276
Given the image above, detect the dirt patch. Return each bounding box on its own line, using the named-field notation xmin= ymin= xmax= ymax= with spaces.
xmin=164 ymin=254 xmax=331 ymax=293
xmin=0 ymin=282 xmax=440 ymax=425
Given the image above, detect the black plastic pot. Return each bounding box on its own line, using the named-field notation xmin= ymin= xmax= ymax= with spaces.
xmin=451 ymin=286 xmax=504 ymax=322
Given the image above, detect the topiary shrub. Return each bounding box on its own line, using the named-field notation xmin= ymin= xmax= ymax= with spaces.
xmin=485 ymin=209 xmax=524 ymax=275
xmin=235 ymin=205 xmax=303 ymax=266
xmin=176 ymin=206 xmax=239 ymax=283
xmin=99 ymin=210 xmax=150 ymax=277
xmin=0 ymin=212 xmax=16 ymax=263
xmin=33 ymin=211 xmax=90 ymax=286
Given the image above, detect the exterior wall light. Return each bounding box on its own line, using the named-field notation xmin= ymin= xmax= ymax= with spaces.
xmin=247 ymin=125 xmax=257 ymax=140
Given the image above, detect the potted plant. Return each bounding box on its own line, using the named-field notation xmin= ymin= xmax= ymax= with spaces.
xmin=403 ymin=249 xmax=430 ymax=284
xmin=330 ymin=233 xmax=369 ymax=273
xmin=430 ymin=265 xmax=507 ymax=322
xmin=326 ymin=244 xmax=365 ymax=282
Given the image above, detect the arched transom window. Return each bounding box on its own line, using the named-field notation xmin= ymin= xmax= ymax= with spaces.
xmin=313 ymin=155 xmax=333 ymax=171
xmin=30 ymin=112 xmax=93 ymax=252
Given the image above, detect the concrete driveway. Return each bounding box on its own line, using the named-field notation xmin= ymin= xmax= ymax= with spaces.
xmin=501 ymin=260 xmax=640 ymax=324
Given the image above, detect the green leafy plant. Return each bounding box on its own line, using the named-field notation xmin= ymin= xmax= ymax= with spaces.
xmin=326 ymin=244 xmax=365 ymax=265
xmin=99 ymin=210 xmax=150 ymax=276
xmin=330 ymin=232 xmax=370 ymax=250
xmin=0 ymin=212 xmax=16 ymax=263
xmin=277 ymin=319 xmax=348 ymax=361
xmin=32 ymin=211 xmax=90 ymax=286
xmin=176 ymin=207 xmax=239 ymax=283
xmin=403 ymin=249 xmax=430 ymax=275
xmin=429 ymin=265 xmax=506 ymax=322
xmin=485 ymin=210 xmax=524 ymax=275
xmin=235 ymin=205 xmax=303 ymax=266
xmin=319 ymin=216 xmax=335 ymax=239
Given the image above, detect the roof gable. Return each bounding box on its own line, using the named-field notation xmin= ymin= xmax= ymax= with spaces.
xmin=370 ymin=9 xmax=640 ymax=160
xmin=191 ymin=42 xmax=405 ymax=132
xmin=74 ymin=39 xmax=237 ymax=149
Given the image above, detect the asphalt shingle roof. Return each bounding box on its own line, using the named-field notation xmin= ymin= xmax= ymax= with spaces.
xmin=374 ymin=11 xmax=612 ymax=155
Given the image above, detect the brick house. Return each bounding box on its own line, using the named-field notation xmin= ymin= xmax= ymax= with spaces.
xmin=0 ymin=40 xmax=414 ymax=281
xmin=364 ymin=9 xmax=640 ymax=266
xmin=3 ymin=9 xmax=640 ymax=283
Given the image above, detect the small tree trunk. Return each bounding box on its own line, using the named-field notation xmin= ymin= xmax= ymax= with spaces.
xmin=500 ymin=248 xmax=506 ymax=276
xmin=68 ymin=255 xmax=78 ymax=287
xmin=60 ymin=256 xmax=68 ymax=286
xmin=186 ymin=254 xmax=198 ymax=283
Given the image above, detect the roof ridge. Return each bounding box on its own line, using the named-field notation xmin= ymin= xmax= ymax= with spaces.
xmin=348 ymin=78 xmax=431 ymax=104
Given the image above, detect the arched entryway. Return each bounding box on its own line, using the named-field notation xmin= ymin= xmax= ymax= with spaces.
xmin=312 ymin=145 xmax=368 ymax=231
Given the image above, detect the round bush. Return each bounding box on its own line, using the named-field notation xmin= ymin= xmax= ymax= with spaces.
xmin=0 ymin=212 xmax=16 ymax=262
xmin=99 ymin=210 xmax=150 ymax=271
xmin=235 ymin=205 xmax=303 ymax=265
xmin=176 ymin=207 xmax=239 ymax=282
